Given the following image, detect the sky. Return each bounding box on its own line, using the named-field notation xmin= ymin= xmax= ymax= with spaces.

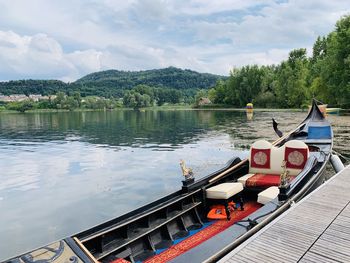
xmin=0 ymin=0 xmax=349 ymax=82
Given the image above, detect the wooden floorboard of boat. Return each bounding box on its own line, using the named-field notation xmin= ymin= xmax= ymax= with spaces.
xmin=218 ymin=165 xmax=350 ymax=263
xmin=78 ymin=189 xmax=201 ymax=242
xmin=93 ymin=202 xmax=202 ymax=260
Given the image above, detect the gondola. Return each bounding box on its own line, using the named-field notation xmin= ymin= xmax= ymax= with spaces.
xmin=3 ymin=100 xmax=333 ymax=263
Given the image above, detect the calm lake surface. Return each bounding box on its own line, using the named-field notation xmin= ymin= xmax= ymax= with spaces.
xmin=0 ymin=109 xmax=349 ymax=260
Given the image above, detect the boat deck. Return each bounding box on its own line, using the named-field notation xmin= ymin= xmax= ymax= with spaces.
xmin=218 ymin=165 xmax=350 ymax=263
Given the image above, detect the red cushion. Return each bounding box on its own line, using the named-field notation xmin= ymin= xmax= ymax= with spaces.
xmin=285 ymin=147 xmax=308 ymax=169
xmin=250 ymin=148 xmax=271 ymax=169
xmin=245 ymin=173 xmax=296 ymax=188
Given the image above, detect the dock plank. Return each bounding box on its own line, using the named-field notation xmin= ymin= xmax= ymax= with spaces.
xmin=299 ymin=252 xmax=340 ymax=263
xmin=311 ymin=239 xmax=350 ymax=257
xmin=219 ymin=165 xmax=350 ymax=263
xmin=321 ymin=233 xmax=350 ymax=248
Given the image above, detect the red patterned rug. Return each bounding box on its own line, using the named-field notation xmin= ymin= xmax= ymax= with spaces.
xmin=111 ymin=259 xmax=131 ymax=263
xmin=144 ymin=201 xmax=261 ymax=263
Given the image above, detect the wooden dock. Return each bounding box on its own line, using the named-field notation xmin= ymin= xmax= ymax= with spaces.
xmin=219 ymin=165 xmax=350 ymax=263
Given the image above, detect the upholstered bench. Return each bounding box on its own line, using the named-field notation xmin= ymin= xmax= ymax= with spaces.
xmin=257 ymin=186 xmax=279 ymax=204
xmin=206 ymin=182 xmax=244 ymax=220
xmin=238 ymin=139 xmax=309 ymax=190
xmin=237 ymin=173 xmax=254 ymax=186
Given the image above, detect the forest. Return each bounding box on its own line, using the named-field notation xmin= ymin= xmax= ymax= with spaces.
xmin=0 ymin=67 xmax=224 ymax=98
xmin=0 ymin=15 xmax=349 ymax=110
xmin=207 ymin=15 xmax=350 ymax=108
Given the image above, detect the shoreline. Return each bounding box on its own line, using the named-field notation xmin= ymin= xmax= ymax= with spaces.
xmin=0 ymin=106 xmax=306 ymax=113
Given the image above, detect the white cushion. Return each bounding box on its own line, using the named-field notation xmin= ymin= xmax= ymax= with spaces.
xmin=249 ymin=145 xmax=285 ymax=175
xmin=257 ymin=186 xmax=279 ymax=204
xmin=237 ymin=174 xmax=255 ymax=186
xmin=248 ymin=139 xmax=310 ymax=180
xmin=206 ymin=182 xmax=243 ymax=199
xmin=251 ymin=140 xmax=272 ymax=149
xmin=285 ymin=140 xmax=309 ymax=149
xmin=285 ymin=140 xmax=309 ymax=176
xmin=270 ymin=146 xmax=285 ymax=175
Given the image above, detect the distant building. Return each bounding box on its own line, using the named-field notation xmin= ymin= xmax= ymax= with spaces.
xmin=0 ymin=94 xmax=54 ymax=102
xmin=0 ymin=94 xmax=27 ymax=102
xmin=198 ymin=97 xmax=212 ymax=106
xmin=28 ymin=94 xmax=52 ymax=101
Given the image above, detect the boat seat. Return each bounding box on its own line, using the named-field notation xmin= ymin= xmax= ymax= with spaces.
xmin=206 ymin=182 xmax=243 ymax=199
xmin=307 ymin=125 xmax=332 ymax=139
xmin=237 ymin=139 xmax=309 ymax=190
xmin=206 ymin=182 xmax=244 ymax=220
xmin=245 ymin=173 xmax=296 ymax=188
xmin=284 ymin=140 xmax=309 ymax=174
xmin=257 ymin=186 xmax=279 ymax=204
xmin=237 ymin=173 xmax=255 ymax=186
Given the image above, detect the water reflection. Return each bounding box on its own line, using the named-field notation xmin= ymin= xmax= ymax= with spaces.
xmin=246 ymin=111 xmax=254 ymax=121
xmin=0 ymin=110 xmax=349 ymax=260
xmin=0 ymin=110 xmax=237 ymax=146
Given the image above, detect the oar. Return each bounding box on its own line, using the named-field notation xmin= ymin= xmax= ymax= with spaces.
xmin=208 ymin=122 xmax=305 ymax=183
xmin=271 ymin=123 xmax=305 ymax=146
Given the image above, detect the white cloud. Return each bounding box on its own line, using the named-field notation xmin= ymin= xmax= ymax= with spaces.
xmin=0 ymin=0 xmax=349 ymax=81
xmin=0 ymin=30 xmax=102 ymax=81
xmin=187 ymin=0 xmax=350 ymax=48
xmin=170 ymin=0 xmax=273 ymax=15
xmin=65 ymin=50 xmax=102 ymax=81
xmin=131 ymin=0 xmax=169 ymax=20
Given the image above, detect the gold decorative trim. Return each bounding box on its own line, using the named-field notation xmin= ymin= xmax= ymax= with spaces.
xmin=73 ymin=237 xmax=100 ymax=263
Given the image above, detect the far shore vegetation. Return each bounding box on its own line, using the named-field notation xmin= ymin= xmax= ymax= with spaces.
xmin=1 ymin=15 xmax=350 ymax=113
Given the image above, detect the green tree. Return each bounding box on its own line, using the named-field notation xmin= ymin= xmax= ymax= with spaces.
xmin=274 ymin=49 xmax=309 ymax=107
xmin=224 ymin=65 xmax=264 ymax=107
xmin=155 ymin=89 xmax=167 ymax=106
xmin=6 ymin=100 xmax=34 ymax=112
xmin=65 ymin=96 xmax=79 ymax=111
xmin=73 ymin=91 xmax=82 ymax=107
xmin=134 ymin=85 xmax=155 ymax=105
xmin=208 ymin=80 xmax=227 ymax=104
xmin=123 ymin=91 xmax=151 ymax=109
xmin=255 ymin=65 xmax=278 ymax=107
xmin=321 ymin=16 xmax=350 ymax=106
xmin=168 ymin=89 xmax=182 ymax=104
xmin=53 ymin=92 xmax=66 ymax=109
xmin=37 ymin=99 xmax=52 ymax=109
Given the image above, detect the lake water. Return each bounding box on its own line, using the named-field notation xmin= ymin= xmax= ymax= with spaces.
xmin=0 ymin=109 xmax=349 ymax=260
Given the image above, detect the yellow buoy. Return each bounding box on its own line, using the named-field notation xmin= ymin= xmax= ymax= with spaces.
xmin=246 ymin=103 xmax=253 ymax=113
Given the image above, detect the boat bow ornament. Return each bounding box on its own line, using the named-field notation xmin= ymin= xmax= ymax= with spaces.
xmin=180 ymin=159 xmax=194 ymax=180
xmin=279 ymin=160 xmax=291 ymax=188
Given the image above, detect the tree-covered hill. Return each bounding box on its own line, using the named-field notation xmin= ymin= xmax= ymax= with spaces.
xmin=0 ymin=67 xmax=227 ymax=97
xmin=77 ymin=67 xmax=223 ymax=90
xmin=75 ymin=67 xmax=226 ymax=97
xmin=0 ymin=80 xmax=70 ymax=96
